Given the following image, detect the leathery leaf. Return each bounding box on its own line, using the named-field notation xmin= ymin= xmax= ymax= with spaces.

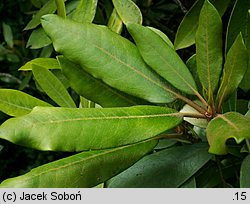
xmin=0 ymin=106 xmax=182 ymax=152
xmin=41 ymin=14 xmax=176 ymax=104
xmin=196 ymin=0 xmax=223 ymax=102
xmin=127 ymin=23 xmax=197 ymax=95
xmin=0 ymin=139 xmax=157 ymax=188
xmin=0 ymin=89 xmax=52 ymax=117
xmin=58 ymin=56 xmax=145 ymax=107
xmin=207 ymin=112 xmax=250 ymax=155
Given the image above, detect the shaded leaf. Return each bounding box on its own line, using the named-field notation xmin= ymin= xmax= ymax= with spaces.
xmin=127 ymin=23 xmax=197 ymax=95
xmin=27 ymin=27 xmax=51 ymax=49
xmin=58 ymin=56 xmax=144 ymax=107
xmin=107 ymin=143 xmax=212 ymax=187
xmin=19 ymin=58 xmax=60 ymax=71
xmin=32 ymin=66 xmax=76 ymax=108
xmin=174 ymin=0 xmax=230 ymax=50
xmin=207 ymin=112 xmax=250 ymax=155
xmin=225 ymin=0 xmax=250 ymax=52
xmin=112 ymin=0 xmax=142 ymax=25
xmin=0 ymin=106 xmax=182 ymax=152
xmin=196 ymin=0 xmax=223 ymax=102
xmin=180 ymin=177 xmax=196 ymax=188
xmin=41 ymin=15 xmax=176 ymax=103
xmin=72 ymin=0 xmax=97 ymax=23
xmin=216 ymin=34 xmax=248 ymax=111
xmin=2 ymin=22 xmax=13 ymax=48
xmin=240 ymin=154 xmax=250 ymax=187
xmin=0 ymin=139 xmax=157 ymax=187
xmin=0 ymin=89 xmax=52 ymax=117
xmin=24 ymin=0 xmax=59 ymax=30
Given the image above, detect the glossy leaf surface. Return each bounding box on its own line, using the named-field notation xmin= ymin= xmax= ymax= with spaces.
xmin=41 ymin=15 xmax=175 ymax=103
xmin=72 ymin=0 xmax=97 ymax=23
xmin=240 ymin=154 xmax=250 ymax=187
xmin=127 ymin=23 xmax=197 ymax=95
xmin=207 ymin=112 xmax=250 ymax=155
xmin=0 ymin=89 xmax=52 ymax=117
xmin=174 ymin=0 xmax=230 ymax=50
xmin=58 ymin=56 xmax=143 ymax=107
xmin=112 ymin=0 xmax=142 ymax=25
xmin=19 ymin=58 xmax=60 ymax=71
xmin=216 ymin=34 xmax=248 ymax=111
xmin=27 ymin=27 xmax=52 ymax=49
xmin=0 ymin=106 xmax=182 ymax=151
xmin=196 ymin=0 xmax=223 ymax=100
xmin=0 ymin=139 xmax=157 ymax=187
xmin=107 ymin=143 xmax=211 ymax=187
xmin=32 ymin=66 xmax=76 ymax=108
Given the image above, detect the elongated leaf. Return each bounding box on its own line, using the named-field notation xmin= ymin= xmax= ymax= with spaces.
xmin=0 ymin=139 xmax=157 ymax=188
xmin=127 ymin=23 xmax=197 ymax=95
xmin=58 ymin=56 xmax=144 ymax=107
xmin=216 ymin=34 xmax=248 ymax=109
xmin=147 ymin=26 xmax=174 ymax=49
xmin=107 ymin=143 xmax=212 ymax=187
xmin=72 ymin=0 xmax=97 ymax=23
xmin=0 ymin=89 xmax=52 ymax=117
xmin=174 ymin=0 xmax=230 ymax=50
xmin=225 ymin=0 xmax=250 ymax=52
xmin=24 ymin=0 xmax=57 ymax=30
xmin=27 ymin=27 xmax=51 ymax=49
xmin=0 ymin=106 xmax=182 ymax=151
xmin=207 ymin=112 xmax=250 ymax=155
xmin=240 ymin=154 xmax=250 ymax=187
xmin=2 ymin=22 xmax=13 ymax=48
xmin=216 ymin=34 xmax=248 ymax=111
xmin=19 ymin=58 xmax=60 ymax=71
xmin=196 ymin=0 xmax=223 ymax=102
xmin=112 ymin=0 xmax=142 ymax=25
xmin=32 ymin=66 xmax=76 ymax=108
xmin=41 ymin=14 xmax=176 ymax=103
xmin=180 ymin=177 xmax=196 ymax=188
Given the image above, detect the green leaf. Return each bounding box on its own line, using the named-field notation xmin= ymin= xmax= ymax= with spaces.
xmin=55 ymin=0 xmax=66 ymax=18
xmin=72 ymin=0 xmax=97 ymax=23
xmin=0 ymin=139 xmax=157 ymax=187
xmin=0 ymin=106 xmax=182 ymax=151
xmin=147 ymin=26 xmax=174 ymax=49
xmin=2 ymin=22 xmax=14 ymax=48
xmin=216 ymin=34 xmax=248 ymax=111
xmin=41 ymin=14 xmax=176 ymax=103
xmin=27 ymin=27 xmax=51 ymax=49
xmin=127 ymin=23 xmax=197 ymax=95
xmin=0 ymin=89 xmax=52 ymax=117
xmin=225 ymin=0 xmax=250 ymax=53
xmin=207 ymin=112 xmax=250 ymax=155
xmin=196 ymin=0 xmax=223 ymax=102
xmin=107 ymin=9 xmax=123 ymax=34
xmin=19 ymin=58 xmax=60 ymax=71
xmin=180 ymin=177 xmax=196 ymax=188
xmin=174 ymin=0 xmax=230 ymax=50
xmin=112 ymin=0 xmax=142 ymax=25
xmin=107 ymin=143 xmax=212 ymax=187
xmin=58 ymin=56 xmax=144 ymax=107
xmin=32 ymin=66 xmax=76 ymax=108
xmin=24 ymin=0 xmax=58 ymax=30
xmin=240 ymin=154 xmax=250 ymax=187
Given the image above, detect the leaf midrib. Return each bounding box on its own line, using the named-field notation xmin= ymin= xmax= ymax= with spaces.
xmin=94 ymin=45 xmax=177 ymax=96
xmin=3 ymin=140 xmax=154 ymax=186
